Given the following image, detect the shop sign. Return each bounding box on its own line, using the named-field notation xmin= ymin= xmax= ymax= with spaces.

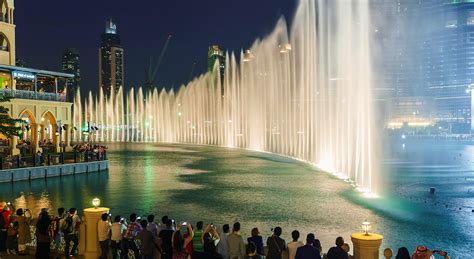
xmin=13 ymin=71 xmax=36 ymax=80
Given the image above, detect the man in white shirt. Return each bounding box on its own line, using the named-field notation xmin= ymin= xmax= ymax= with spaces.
xmin=98 ymin=213 xmax=111 ymax=259
xmin=288 ymin=230 xmax=304 ymax=259
xmin=217 ymin=224 xmax=230 ymax=259
xmin=111 ymin=215 xmax=127 ymax=259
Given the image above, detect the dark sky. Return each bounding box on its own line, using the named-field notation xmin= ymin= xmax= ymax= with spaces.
xmin=15 ymin=0 xmax=296 ymax=94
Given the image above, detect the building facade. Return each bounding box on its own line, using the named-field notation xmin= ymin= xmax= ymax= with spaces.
xmin=0 ymin=0 xmax=73 ymax=155
xmin=62 ymin=48 xmax=81 ymax=102
xmin=99 ymin=19 xmax=124 ymax=97
xmin=377 ymin=0 xmax=474 ymax=133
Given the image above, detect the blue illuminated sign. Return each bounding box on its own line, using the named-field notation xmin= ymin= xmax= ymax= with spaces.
xmin=12 ymin=71 xmax=36 ymax=80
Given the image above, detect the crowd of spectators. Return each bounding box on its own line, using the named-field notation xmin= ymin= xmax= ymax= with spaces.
xmin=0 ymin=201 xmax=450 ymax=259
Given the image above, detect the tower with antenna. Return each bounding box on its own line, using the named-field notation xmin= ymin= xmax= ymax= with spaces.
xmin=99 ymin=18 xmax=124 ymax=97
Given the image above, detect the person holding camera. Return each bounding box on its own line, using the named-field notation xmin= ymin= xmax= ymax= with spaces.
xmin=122 ymin=213 xmax=142 ymax=259
xmin=159 ymin=219 xmax=175 ymax=259
xmin=111 ymin=215 xmax=127 ymax=259
xmin=171 ymin=222 xmax=194 ymax=259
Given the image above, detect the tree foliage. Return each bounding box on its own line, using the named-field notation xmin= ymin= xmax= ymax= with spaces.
xmin=0 ymin=95 xmax=24 ymax=138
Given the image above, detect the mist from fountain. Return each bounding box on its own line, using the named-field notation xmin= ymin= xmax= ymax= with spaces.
xmin=73 ymin=0 xmax=378 ymax=193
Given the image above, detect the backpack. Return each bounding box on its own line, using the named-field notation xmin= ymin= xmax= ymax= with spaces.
xmin=61 ymin=215 xmax=73 ymax=234
xmin=0 ymin=211 xmax=5 ymax=229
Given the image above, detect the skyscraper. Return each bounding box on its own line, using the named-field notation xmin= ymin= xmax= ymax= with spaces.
xmin=380 ymin=0 xmax=474 ymax=133
xmin=208 ymin=45 xmax=225 ymax=83
xmin=62 ymin=48 xmax=80 ymax=102
xmin=99 ymin=18 xmax=124 ymax=97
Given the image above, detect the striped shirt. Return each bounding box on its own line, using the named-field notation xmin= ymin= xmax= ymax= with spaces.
xmin=123 ymin=221 xmax=142 ymax=240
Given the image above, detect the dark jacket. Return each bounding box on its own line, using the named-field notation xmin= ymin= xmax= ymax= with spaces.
xmin=266 ymin=235 xmax=286 ymax=259
xmin=295 ymin=244 xmax=321 ymax=259
xmin=247 ymin=236 xmax=264 ymax=255
xmin=327 ymin=246 xmax=349 ymax=259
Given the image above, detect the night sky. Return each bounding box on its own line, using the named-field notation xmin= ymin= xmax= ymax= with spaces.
xmin=15 ymin=0 xmax=296 ymax=94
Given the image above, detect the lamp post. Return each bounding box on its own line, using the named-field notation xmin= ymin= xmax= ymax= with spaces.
xmin=351 ymin=220 xmax=383 ymax=259
xmin=362 ymin=220 xmax=371 ymax=236
xmin=80 ymin=197 xmax=109 ymax=259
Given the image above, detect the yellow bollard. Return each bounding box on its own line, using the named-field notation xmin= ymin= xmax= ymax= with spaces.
xmin=351 ymin=232 xmax=383 ymax=259
xmin=82 ymin=207 xmax=109 ymax=259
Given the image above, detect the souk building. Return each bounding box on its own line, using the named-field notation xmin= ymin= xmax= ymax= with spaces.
xmin=0 ymin=0 xmax=73 ymax=155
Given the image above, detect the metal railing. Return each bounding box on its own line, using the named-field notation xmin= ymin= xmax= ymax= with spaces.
xmin=0 ymin=150 xmax=107 ymax=170
xmin=0 ymin=88 xmax=66 ymax=102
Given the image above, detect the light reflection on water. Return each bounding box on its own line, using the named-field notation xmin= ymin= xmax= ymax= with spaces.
xmin=0 ymin=142 xmax=472 ymax=258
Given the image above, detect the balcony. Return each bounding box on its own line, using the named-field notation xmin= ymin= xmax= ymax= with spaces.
xmin=1 ymin=88 xmax=66 ymax=102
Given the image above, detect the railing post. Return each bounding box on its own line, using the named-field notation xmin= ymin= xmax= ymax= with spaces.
xmin=48 ymin=154 xmax=51 ymax=166
xmin=16 ymin=156 xmax=20 ymax=168
xmin=61 ymin=153 xmax=65 ymax=164
xmin=74 ymin=151 xmax=77 ymax=163
xmin=32 ymin=155 xmax=36 ymax=167
xmin=0 ymin=157 xmax=3 ymax=170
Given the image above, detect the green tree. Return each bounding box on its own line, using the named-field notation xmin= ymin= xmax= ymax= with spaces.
xmin=0 ymin=96 xmax=24 ymax=138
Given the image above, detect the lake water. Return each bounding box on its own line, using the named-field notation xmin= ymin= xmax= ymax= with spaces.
xmin=0 ymin=141 xmax=472 ymax=258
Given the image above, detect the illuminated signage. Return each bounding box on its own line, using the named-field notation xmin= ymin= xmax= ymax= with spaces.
xmin=13 ymin=71 xmax=36 ymax=80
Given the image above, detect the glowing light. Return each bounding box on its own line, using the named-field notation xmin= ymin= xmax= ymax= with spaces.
xmin=387 ymin=122 xmax=403 ymax=128
xmin=401 ymin=134 xmax=406 ymax=139
xmin=408 ymin=122 xmax=431 ymax=127
xmin=362 ymin=220 xmax=371 ymax=236
xmin=92 ymin=197 xmax=100 ymax=209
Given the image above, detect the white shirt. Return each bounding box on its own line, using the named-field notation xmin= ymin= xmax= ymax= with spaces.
xmin=287 ymin=240 xmax=304 ymax=259
xmin=98 ymin=220 xmax=111 ymax=242
xmin=111 ymin=223 xmax=126 ymax=241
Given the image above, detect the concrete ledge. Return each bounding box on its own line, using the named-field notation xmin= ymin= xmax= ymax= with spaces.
xmin=29 ymin=167 xmax=46 ymax=179
xmin=0 ymin=160 xmax=109 ymax=183
xmin=0 ymin=170 xmax=12 ymax=182
xmin=46 ymin=166 xmax=60 ymax=177
xmin=61 ymin=164 xmax=75 ymax=176
xmin=76 ymin=163 xmax=88 ymax=174
xmin=12 ymin=168 xmax=30 ymax=181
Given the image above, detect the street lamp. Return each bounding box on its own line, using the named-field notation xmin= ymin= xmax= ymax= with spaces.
xmin=362 ymin=220 xmax=371 ymax=236
xmin=92 ymin=197 xmax=100 ymax=209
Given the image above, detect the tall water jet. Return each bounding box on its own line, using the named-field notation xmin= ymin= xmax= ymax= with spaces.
xmin=73 ymin=0 xmax=378 ymax=193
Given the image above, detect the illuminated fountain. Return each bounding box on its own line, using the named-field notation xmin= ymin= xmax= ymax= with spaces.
xmin=73 ymin=0 xmax=377 ymax=192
